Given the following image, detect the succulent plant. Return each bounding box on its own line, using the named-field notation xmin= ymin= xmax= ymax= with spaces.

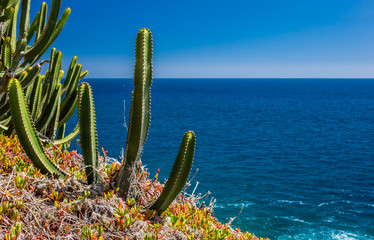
xmin=113 ymin=28 xmax=196 ymax=213
xmin=7 ymin=27 xmax=196 ymax=214
xmin=0 ymin=0 xmax=86 ymax=144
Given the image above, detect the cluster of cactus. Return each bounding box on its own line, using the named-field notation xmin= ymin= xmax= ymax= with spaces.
xmin=0 ymin=0 xmax=86 ymax=142
xmin=8 ymin=27 xmax=196 ymax=213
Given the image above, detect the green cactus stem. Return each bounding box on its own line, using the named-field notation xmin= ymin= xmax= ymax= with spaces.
xmin=8 ymin=78 xmax=67 ymax=179
xmin=78 ymin=82 xmax=100 ymax=184
xmin=148 ymin=131 xmax=196 ymax=213
xmin=115 ymin=28 xmax=153 ymax=198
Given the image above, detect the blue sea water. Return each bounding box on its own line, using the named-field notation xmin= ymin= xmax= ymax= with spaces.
xmin=68 ymin=78 xmax=374 ymax=240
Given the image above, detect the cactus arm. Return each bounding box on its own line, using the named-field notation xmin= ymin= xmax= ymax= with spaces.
xmin=35 ymin=2 xmax=46 ymax=41
xmin=20 ymin=64 xmax=41 ymax=89
xmin=23 ymin=0 xmax=61 ymax=60
xmin=24 ymin=79 xmax=33 ymax=100
xmin=38 ymin=7 xmax=69 ymax=56
xmin=115 ymin=28 xmax=153 ymax=198
xmin=54 ymin=122 xmax=78 ymax=145
xmin=19 ymin=7 xmax=69 ymax=74
xmin=18 ymin=0 xmax=30 ymax=41
xmin=29 ymin=75 xmax=41 ymax=120
xmin=125 ymin=28 xmax=153 ymax=165
xmin=61 ymin=56 xmax=77 ymax=95
xmin=56 ymin=122 xmax=65 ymax=139
xmin=8 ymin=78 xmax=67 ymax=178
xmin=78 ymin=82 xmax=99 ymax=184
xmin=3 ymin=38 xmax=11 ymax=69
xmin=9 ymin=37 xmax=26 ymax=71
xmin=60 ymin=63 xmax=81 ymax=112
xmin=46 ymin=83 xmax=61 ymax=139
xmin=58 ymin=93 xmax=77 ymax=127
xmin=44 ymin=50 xmax=61 ymax=101
xmin=35 ymin=83 xmax=61 ymax=132
xmin=79 ymin=70 xmax=88 ymax=80
xmin=26 ymin=11 xmax=39 ymax=44
xmin=149 ymin=131 xmax=195 ymax=213
xmin=9 ymin=1 xmax=19 ymax=50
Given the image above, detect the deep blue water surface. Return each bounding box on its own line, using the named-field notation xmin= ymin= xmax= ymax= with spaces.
xmin=68 ymin=78 xmax=374 ymax=240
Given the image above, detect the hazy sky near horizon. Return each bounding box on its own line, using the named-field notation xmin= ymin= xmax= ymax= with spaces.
xmin=32 ymin=0 xmax=374 ymax=78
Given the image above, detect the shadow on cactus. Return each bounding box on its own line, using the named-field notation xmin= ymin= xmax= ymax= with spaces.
xmin=8 ymin=28 xmax=196 ymax=214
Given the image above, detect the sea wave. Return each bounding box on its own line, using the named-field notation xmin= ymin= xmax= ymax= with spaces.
xmin=274 ymin=216 xmax=312 ymax=224
xmin=213 ymin=201 xmax=254 ymax=209
xmin=278 ymin=229 xmax=374 ymax=240
xmin=275 ymin=199 xmax=307 ymax=205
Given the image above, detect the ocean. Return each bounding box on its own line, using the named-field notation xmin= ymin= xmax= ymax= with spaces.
xmin=68 ymin=78 xmax=374 ymax=240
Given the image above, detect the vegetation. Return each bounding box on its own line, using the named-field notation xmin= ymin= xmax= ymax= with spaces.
xmin=0 ymin=134 xmax=268 ymax=239
xmin=0 ymin=0 xmax=86 ymax=142
xmin=0 ymin=0 xmax=269 ymax=239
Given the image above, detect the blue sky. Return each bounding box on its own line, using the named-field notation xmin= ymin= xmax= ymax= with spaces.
xmin=32 ymin=0 xmax=374 ymax=78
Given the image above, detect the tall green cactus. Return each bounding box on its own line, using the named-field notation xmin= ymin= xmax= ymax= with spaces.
xmin=7 ymin=78 xmax=67 ymax=179
xmin=78 ymin=82 xmax=99 ymax=184
xmin=115 ymin=28 xmax=153 ymax=198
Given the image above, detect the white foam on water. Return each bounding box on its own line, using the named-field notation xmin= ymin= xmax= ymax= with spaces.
xmin=227 ymin=201 xmax=254 ymax=208
xmin=318 ymin=202 xmax=329 ymax=207
xmin=213 ymin=201 xmax=254 ymax=209
xmin=276 ymin=199 xmax=306 ymax=205
xmin=331 ymin=231 xmax=360 ymax=240
xmin=278 ymin=229 xmax=374 ymax=240
xmin=274 ymin=216 xmax=312 ymax=225
xmin=323 ymin=216 xmax=335 ymax=223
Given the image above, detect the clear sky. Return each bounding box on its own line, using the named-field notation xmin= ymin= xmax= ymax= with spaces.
xmin=31 ymin=0 xmax=374 ymax=78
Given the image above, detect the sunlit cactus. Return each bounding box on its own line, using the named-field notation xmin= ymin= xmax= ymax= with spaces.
xmin=78 ymin=82 xmax=100 ymax=184
xmin=115 ymin=28 xmax=153 ymax=198
xmin=7 ymin=78 xmax=67 ymax=179
xmin=0 ymin=0 xmax=87 ymax=145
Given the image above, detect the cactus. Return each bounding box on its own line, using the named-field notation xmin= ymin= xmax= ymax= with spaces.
xmin=115 ymin=28 xmax=153 ymax=198
xmin=0 ymin=47 xmax=85 ymax=145
xmin=5 ymin=27 xmax=197 ymax=213
xmin=7 ymin=78 xmax=67 ymax=179
xmin=0 ymin=0 xmax=70 ymax=78
xmin=78 ymin=82 xmax=100 ymax=184
xmin=0 ymin=0 xmax=84 ymax=146
xmin=148 ymin=131 xmax=195 ymax=213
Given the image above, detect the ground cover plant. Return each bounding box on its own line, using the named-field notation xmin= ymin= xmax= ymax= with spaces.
xmin=0 ymin=134 xmax=268 ymax=239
